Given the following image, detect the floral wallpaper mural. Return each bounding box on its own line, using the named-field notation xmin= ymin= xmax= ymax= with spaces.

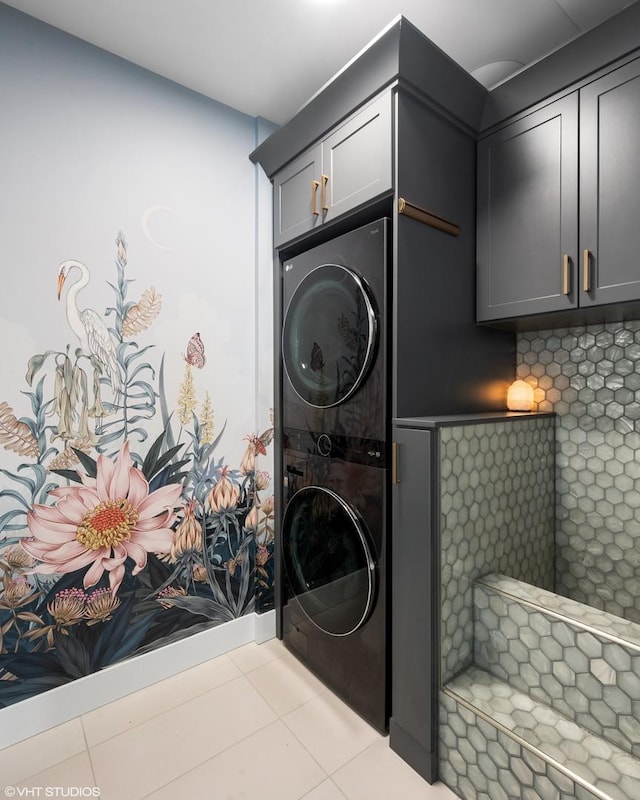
xmin=0 ymin=232 xmax=274 ymax=708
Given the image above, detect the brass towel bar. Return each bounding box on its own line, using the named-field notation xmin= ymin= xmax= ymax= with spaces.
xmin=397 ymin=197 xmax=460 ymax=237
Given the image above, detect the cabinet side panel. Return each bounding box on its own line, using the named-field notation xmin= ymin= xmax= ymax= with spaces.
xmin=392 ymin=92 xmax=515 ymax=417
xmin=394 ymin=93 xmax=514 ymax=417
xmin=391 ymin=426 xmax=437 ymax=782
xmin=395 ymin=216 xmax=510 ymax=416
xmin=396 ymin=91 xmax=472 ymax=226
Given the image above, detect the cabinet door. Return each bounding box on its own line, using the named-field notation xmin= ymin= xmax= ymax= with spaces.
xmin=580 ymin=58 xmax=640 ymax=307
xmin=321 ymin=92 xmax=392 ymax=223
xmin=273 ymin=145 xmax=321 ymax=247
xmin=477 ymin=94 xmax=579 ymax=322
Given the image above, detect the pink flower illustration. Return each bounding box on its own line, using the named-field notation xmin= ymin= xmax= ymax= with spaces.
xmin=22 ymin=442 xmax=182 ymax=596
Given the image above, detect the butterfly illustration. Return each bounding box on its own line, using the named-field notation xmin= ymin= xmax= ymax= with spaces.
xmin=184 ymin=332 xmax=206 ymax=368
xmin=310 ymin=341 xmax=325 ymax=372
xmin=245 ymin=427 xmax=274 ymax=456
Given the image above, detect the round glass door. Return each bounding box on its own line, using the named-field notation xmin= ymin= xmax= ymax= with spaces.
xmin=282 ymin=485 xmax=376 ymax=637
xmin=282 ymin=264 xmax=377 ymax=408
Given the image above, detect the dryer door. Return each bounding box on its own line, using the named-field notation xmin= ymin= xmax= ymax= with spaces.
xmin=282 ymin=264 xmax=377 ymax=408
xmin=282 ymin=485 xmax=376 ymax=636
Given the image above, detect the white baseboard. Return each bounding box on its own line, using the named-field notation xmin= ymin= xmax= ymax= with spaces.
xmin=0 ymin=609 xmax=276 ymax=750
xmin=253 ymin=607 xmax=277 ymax=643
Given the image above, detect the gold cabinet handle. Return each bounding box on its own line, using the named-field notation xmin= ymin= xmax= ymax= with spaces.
xmin=392 ymin=442 xmax=399 ymax=484
xmin=311 ymin=179 xmax=320 ymax=216
xmin=583 ymin=249 xmax=591 ymax=292
xmin=321 ymin=174 xmax=329 ymax=212
xmin=562 ymin=254 xmax=570 ymax=296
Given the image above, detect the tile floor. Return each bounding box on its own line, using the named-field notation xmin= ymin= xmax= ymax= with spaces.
xmin=0 ymin=638 xmax=461 ymax=800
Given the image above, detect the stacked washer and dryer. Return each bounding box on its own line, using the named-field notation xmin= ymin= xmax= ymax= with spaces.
xmin=280 ymin=219 xmax=390 ymax=733
xmin=254 ymin=19 xmax=517 ymax=779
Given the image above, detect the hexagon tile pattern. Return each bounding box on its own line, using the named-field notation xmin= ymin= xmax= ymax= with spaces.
xmin=474 ymin=573 xmax=640 ymax=758
xmin=440 ymin=416 xmax=555 ymax=682
xmin=517 ymin=322 xmax=640 ymax=622
xmin=442 ymin=670 xmax=640 ymax=800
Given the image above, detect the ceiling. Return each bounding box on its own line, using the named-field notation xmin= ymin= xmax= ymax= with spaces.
xmin=2 ymin=0 xmax=638 ymax=125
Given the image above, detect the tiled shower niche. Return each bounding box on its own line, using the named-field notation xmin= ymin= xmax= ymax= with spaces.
xmin=517 ymin=320 xmax=640 ymax=623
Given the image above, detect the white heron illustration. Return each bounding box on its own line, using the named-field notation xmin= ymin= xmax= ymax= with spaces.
xmin=57 ymin=259 xmax=121 ymax=392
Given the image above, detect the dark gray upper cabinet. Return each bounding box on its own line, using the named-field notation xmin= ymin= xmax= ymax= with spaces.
xmin=476 ymin=94 xmax=578 ymax=322
xmin=273 ymin=92 xmax=392 ymax=247
xmin=478 ymin=55 xmax=640 ymax=325
xmin=272 ymin=144 xmax=322 ymax=247
xmin=580 ymin=58 xmax=640 ymax=307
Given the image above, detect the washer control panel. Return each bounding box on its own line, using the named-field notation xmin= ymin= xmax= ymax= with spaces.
xmin=283 ymin=426 xmax=386 ymax=468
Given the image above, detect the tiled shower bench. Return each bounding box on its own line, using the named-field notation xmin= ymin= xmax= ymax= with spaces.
xmin=440 ymin=573 xmax=640 ymax=800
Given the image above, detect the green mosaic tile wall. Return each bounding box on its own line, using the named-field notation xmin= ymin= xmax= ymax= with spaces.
xmin=439 ymin=416 xmax=555 ymax=682
xmin=517 ymin=321 xmax=640 ymax=623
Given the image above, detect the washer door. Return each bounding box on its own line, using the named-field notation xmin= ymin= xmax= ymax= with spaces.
xmin=283 ymin=264 xmax=377 ymax=408
xmin=282 ymin=485 xmax=376 ymax=637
